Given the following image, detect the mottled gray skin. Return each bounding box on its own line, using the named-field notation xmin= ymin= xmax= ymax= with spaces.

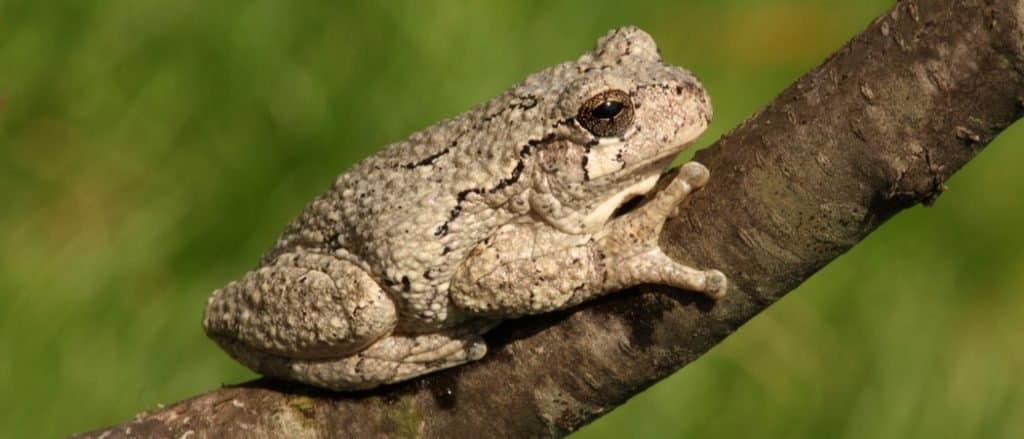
xmin=203 ymin=27 xmax=726 ymax=390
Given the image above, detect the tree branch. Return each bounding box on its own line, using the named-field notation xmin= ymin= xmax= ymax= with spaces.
xmin=76 ymin=0 xmax=1024 ymax=437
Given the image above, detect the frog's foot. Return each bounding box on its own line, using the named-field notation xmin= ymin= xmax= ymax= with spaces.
xmin=622 ymin=248 xmax=728 ymax=299
xmin=601 ymin=160 xmax=727 ymax=299
xmin=647 ymin=161 xmax=710 ymax=220
xmin=602 ymin=161 xmax=708 ymax=242
xmin=239 ymin=325 xmax=492 ymax=391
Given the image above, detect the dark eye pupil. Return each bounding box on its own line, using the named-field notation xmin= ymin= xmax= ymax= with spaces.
xmin=592 ymin=101 xmax=623 ymax=119
xmin=577 ymin=89 xmax=633 ymax=137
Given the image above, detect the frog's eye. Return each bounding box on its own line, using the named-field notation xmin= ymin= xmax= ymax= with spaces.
xmin=577 ymin=89 xmax=634 ymax=138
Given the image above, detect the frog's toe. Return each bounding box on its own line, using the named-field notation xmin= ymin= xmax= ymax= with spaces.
xmin=677 ymin=161 xmax=710 ymax=188
xmin=701 ymin=269 xmax=728 ymax=299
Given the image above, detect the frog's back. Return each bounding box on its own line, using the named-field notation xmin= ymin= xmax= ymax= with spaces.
xmin=263 ymin=105 xmax=534 ymax=289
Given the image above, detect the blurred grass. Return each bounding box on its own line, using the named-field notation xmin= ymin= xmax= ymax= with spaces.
xmin=1 ymin=0 xmax=1022 ymax=437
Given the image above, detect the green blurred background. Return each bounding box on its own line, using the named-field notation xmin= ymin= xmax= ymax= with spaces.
xmin=2 ymin=0 xmax=1022 ymax=437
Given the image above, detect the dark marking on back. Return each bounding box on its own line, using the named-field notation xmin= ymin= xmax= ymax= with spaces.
xmin=488 ymin=161 xmax=525 ymax=193
xmin=433 ymin=133 xmax=559 ymax=236
xmin=402 ymin=147 xmax=451 ymax=169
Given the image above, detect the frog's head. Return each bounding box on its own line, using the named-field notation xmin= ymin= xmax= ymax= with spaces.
xmin=530 ymin=26 xmax=712 ymax=233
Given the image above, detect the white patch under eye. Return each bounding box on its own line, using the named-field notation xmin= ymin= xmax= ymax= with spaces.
xmin=581 ymin=174 xmax=659 ymax=231
xmin=585 ymin=138 xmax=626 ymax=180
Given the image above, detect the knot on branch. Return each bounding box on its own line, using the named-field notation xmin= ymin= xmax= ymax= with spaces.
xmin=881 ymin=141 xmax=947 ymax=207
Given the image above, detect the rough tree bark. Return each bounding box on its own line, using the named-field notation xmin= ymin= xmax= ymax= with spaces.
xmin=76 ymin=0 xmax=1024 ymax=437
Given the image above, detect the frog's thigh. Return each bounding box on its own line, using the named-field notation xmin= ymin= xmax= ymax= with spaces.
xmin=203 ymin=252 xmax=397 ymax=360
xmin=225 ymin=325 xmax=490 ymax=391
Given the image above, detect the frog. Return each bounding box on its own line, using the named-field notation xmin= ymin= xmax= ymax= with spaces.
xmin=202 ymin=26 xmax=726 ymax=391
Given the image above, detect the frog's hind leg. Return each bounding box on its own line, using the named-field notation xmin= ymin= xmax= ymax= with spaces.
xmin=290 ymin=324 xmax=492 ymax=390
xmin=203 ymin=251 xmax=398 ymax=366
xmin=224 ymin=324 xmax=492 ymax=391
xmin=204 ymin=251 xmax=494 ymax=390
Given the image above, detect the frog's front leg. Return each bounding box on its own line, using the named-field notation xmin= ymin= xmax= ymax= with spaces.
xmin=450 ymin=162 xmax=726 ymax=317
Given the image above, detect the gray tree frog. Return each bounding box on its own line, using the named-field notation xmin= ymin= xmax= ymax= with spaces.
xmin=203 ymin=26 xmax=727 ymax=391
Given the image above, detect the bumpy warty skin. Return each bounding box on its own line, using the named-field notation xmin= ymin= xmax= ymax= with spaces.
xmin=203 ymin=26 xmax=724 ymax=390
xmin=262 ymin=27 xmax=711 ymax=329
